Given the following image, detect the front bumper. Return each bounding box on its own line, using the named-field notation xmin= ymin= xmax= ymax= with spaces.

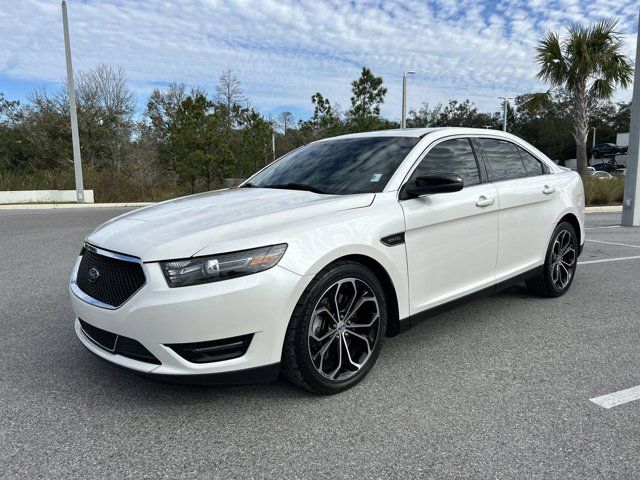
xmin=70 ymin=254 xmax=309 ymax=381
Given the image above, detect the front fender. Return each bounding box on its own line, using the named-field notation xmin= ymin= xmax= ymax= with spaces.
xmin=278 ymin=193 xmax=410 ymax=321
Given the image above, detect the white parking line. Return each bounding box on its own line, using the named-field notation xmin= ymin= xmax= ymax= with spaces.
xmin=585 ymin=239 xmax=640 ymax=249
xmin=590 ymin=385 xmax=640 ymax=409
xmin=579 ymin=255 xmax=640 ymax=265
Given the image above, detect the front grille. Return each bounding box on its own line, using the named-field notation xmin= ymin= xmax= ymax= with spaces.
xmin=79 ymin=319 xmax=160 ymax=365
xmin=167 ymin=334 xmax=253 ymax=363
xmin=76 ymin=247 xmax=146 ymax=308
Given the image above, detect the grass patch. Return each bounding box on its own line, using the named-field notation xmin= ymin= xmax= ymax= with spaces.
xmin=583 ymin=176 xmax=624 ymax=206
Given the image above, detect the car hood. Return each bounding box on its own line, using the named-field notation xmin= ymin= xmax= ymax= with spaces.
xmin=86 ymin=188 xmax=375 ymax=261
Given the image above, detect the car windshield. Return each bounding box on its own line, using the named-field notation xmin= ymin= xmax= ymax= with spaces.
xmin=246 ymin=136 xmax=420 ymax=195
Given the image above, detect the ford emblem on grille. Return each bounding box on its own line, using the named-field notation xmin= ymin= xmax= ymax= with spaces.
xmin=87 ymin=266 xmax=101 ymax=283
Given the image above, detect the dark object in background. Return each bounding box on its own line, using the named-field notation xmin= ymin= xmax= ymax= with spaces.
xmin=592 ymin=160 xmax=626 ymax=173
xmin=588 ymin=143 xmax=628 ymax=159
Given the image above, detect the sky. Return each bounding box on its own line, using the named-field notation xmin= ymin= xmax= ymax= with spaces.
xmin=0 ymin=0 xmax=638 ymax=122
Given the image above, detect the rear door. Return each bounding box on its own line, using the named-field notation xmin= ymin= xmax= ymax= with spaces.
xmin=401 ymin=137 xmax=499 ymax=314
xmin=475 ymin=138 xmax=557 ymax=282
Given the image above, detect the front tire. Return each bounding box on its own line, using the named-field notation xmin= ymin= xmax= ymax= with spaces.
xmin=282 ymin=261 xmax=387 ymax=394
xmin=526 ymin=221 xmax=578 ymax=297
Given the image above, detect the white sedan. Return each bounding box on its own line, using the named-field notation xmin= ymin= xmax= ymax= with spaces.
xmin=69 ymin=128 xmax=585 ymax=394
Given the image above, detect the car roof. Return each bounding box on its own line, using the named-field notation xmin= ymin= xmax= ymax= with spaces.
xmin=320 ymin=127 xmax=515 ymax=140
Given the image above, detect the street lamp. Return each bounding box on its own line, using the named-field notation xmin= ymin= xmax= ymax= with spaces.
xmin=401 ymin=71 xmax=415 ymax=129
xmin=498 ymin=96 xmax=513 ymax=132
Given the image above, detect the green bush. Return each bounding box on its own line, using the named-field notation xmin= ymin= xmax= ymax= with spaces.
xmin=583 ymin=176 xmax=624 ymax=206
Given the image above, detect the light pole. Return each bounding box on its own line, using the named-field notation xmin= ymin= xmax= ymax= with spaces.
xmin=622 ymin=10 xmax=640 ymax=226
xmin=61 ymin=0 xmax=85 ymax=203
xmin=588 ymin=126 xmax=596 ymax=164
xmin=401 ymin=71 xmax=415 ymax=129
xmin=498 ymin=97 xmax=513 ymax=132
xmin=271 ymin=132 xmax=276 ymax=162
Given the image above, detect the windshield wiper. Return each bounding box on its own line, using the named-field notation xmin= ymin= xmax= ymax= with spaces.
xmin=239 ymin=182 xmax=257 ymax=188
xmin=262 ymin=183 xmax=327 ymax=194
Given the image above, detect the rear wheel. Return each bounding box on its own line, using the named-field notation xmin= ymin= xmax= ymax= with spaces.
xmin=282 ymin=261 xmax=387 ymax=394
xmin=526 ymin=221 xmax=578 ymax=297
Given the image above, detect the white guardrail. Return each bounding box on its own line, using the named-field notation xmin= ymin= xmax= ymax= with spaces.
xmin=0 ymin=190 xmax=94 ymax=204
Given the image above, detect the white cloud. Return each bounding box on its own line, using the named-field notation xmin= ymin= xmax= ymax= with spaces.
xmin=0 ymin=0 xmax=638 ymax=118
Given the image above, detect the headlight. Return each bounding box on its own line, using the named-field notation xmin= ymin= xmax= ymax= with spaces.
xmin=160 ymin=244 xmax=287 ymax=288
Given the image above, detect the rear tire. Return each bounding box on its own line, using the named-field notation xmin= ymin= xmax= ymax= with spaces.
xmin=282 ymin=261 xmax=387 ymax=394
xmin=526 ymin=221 xmax=578 ymax=298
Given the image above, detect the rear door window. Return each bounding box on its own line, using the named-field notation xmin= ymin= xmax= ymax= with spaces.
xmin=478 ymin=138 xmax=526 ymax=182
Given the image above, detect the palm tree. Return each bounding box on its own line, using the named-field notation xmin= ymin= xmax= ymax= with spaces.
xmin=534 ymin=19 xmax=633 ymax=176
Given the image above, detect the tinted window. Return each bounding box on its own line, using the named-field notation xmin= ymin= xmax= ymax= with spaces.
xmin=517 ymin=146 xmax=545 ymax=176
xmin=411 ymin=138 xmax=480 ymax=187
xmin=249 ymin=137 xmax=419 ymax=195
xmin=479 ymin=139 xmax=526 ymax=181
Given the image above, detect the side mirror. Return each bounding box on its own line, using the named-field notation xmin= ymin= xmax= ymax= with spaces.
xmin=404 ymin=174 xmax=464 ymax=198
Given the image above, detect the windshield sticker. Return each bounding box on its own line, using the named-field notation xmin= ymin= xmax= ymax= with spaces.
xmin=370 ymin=173 xmax=382 ymax=182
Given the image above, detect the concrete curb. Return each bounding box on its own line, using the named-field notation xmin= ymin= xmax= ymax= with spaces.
xmin=585 ymin=206 xmax=622 ymax=213
xmin=0 ymin=202 xmax=153 ymax=210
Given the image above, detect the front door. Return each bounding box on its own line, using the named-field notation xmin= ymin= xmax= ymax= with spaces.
xmin=400 ymin=137 xmax=499 ymax=315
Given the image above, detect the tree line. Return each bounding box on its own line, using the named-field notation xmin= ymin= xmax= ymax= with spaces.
xmin=0 ymin=27 xmax=633 ymax=202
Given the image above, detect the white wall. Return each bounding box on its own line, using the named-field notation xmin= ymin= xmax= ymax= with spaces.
xmin=617 ymin=132 xmax=629 ymax=147
xmin=0 ymin=190 xmax=95 ymax=204
xmin=617 ymin=132 xmax=629 ymax=166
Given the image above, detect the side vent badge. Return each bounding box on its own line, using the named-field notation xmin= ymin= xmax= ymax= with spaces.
xmin=380 ymin=232 xmax=405 ymax=247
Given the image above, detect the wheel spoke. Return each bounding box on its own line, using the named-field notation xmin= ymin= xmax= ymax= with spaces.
xmin=346 ymin=312 xmax=379 ymax=329
xmin=559 ymin=262 xmax=570 ymax=285
xmin=313 ymin=333 xmax=338 ymax=371
xmin=342 ymin=332 xmax=362 ymax=370
xmin=328 ymin=335 xmax=342 ymax=379
xmin=310 ymin=326 xmax=336 ymax=343
xmin=560 ymin=260 xmax=573 ymax=270
xmin=562 ymin=247 xmax=575 ymax=262
xmin=551 ymin=263 xmax=559 ymax=283
xmin=314 ymin=307 xmax=338 ymax=326
xmin=343 ymin=295 xmax=376 ymax=324
xmin=341 ymin=279 xmax=358 ymax=321
xmin=346 ymin=330 xmax=373 ymax=353
xmin=333 ymin=285 xmax=342 ymax=321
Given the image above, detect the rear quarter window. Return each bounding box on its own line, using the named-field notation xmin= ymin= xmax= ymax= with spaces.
xmin=517 ymin=146 xmax=547 ymax=176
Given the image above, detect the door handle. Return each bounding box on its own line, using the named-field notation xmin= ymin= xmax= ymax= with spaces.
xmin=543 ymin=185 xmax=555 ymax=195
xmin=475 ymin=196 xmax=495 ymax=208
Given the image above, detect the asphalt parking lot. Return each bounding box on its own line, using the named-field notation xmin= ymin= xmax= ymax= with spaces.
xmin=1 ymin=208 xmax=639 ymax=479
